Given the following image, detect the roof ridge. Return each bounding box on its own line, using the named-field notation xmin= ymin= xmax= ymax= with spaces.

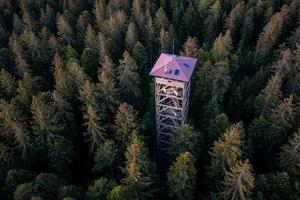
xmin=173 ymin=58 xmax=188 ymax=81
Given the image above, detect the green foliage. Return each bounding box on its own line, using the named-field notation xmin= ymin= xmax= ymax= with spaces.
xmin=107 ymin=185 xmax=131 ymax=200
xmin=58 ymin=185 xmax=83 ymax=199
xmin=168 ymin=124 xmax=202 ymax=158
xmin=167 ymin=151 xmax=197 ymax=200
xmin=34 ymin=173 xmax=65 ymax=199
xmin=118 ymin=51 xmax=141 ymax=105
xmin=207 ymin=113 xmax=230 ymax=144
xmin=4 ymin=169 xmax=35 ymax=196
xmin=14 ymin=182 xmax=37 ymax=200
xmin=93 ymin=140 xmax=118 ymax=173
xmin=254 ymin=172 xmax=292 ymax=200
xmin=278 ymin=129 xmax=300 ymax=174
xmin=0 ymin=1 xmax=300 ymax=199
xmin=80 ymin=48 xmax=99 ymax=79
xmin=114 ymin=103 xmax=139 ymax=146
xmin=121 ymin=132 xmax=156 ymax=200
xmin=86 ymin=177 xmax=116 ymax=200
xmin=207 ymin=123 xmax=243 ymax=189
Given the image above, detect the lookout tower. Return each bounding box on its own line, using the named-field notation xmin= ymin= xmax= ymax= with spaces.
xmin=149 ymin=53 xmax=197 ymax=153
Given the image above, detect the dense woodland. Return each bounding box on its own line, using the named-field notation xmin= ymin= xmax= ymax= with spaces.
xmin=0 ymin=0 xmax=299 ymax=199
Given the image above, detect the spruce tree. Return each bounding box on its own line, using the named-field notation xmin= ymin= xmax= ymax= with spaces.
xmin=118 ymin=51 xmax=141 ymax=105
xmin=114 ymin=103 xmax=139 ymax=146
xmin=121 ymin=132 xmax=154 ymax=200
xmin=278 ymin=129 xmax=300 ymax=174
xmin=168 ymin=124 xmax=201 ymax=158
xmin=221 ymin=159 xmax=254 ymax=200
xmin=167 ymin=151 xmax=197 ymax=200
xmin=207 ymin=123 xmax=243 ymax=188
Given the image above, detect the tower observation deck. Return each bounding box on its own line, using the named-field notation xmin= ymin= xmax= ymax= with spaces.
xmin=149 ymin=53 xmax=197 ymax=154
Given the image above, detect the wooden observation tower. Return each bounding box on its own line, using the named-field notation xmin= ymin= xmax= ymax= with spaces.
xmin=149 ymin=53 xmax=197 ymax=154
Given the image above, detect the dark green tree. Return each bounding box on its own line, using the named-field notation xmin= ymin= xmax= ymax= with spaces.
xmin=167 ymin=151 xmax=197 ymax=200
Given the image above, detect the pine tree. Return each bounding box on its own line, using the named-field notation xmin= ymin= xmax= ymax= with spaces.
xmin=80 ymin=48 xmax=99 ymax=79
xmin=80 ymin=80 xmax=105 ymax=150
xmin=0 ymin=100 xmax=31 ymax=159
xmin=154 ymin=7 xmax=169 ymax=36
xmin=15 ymin=72 xmax=41 ymax=110
xmin=212 ymin=31 xmax=232 ymax=61
xmin=87 ymin=178 xmax=116 ymax=200
xmin=159 ymin=28 xmax=172 ymax=53
xmin=121 ymin=132 xmax=154 ymax=200
xmin=84 ymin=24 xmax=98 ymax=51
xmin=255 ymin=5 xmax=289 ymax=63
xmin=167 ymin=151 xmax=197 ymax=200
xmin=180 ymin=36 xmax=199 ymax=58
xmin=93 ymin=140 xmax=118 ymax=173
xmin=93 ymin=0 xmax=106 ymax=31
xmin=255 ymin=73 xmax=283 ymax=117
xmin=278 ymin=129 xmax=300 ymax=174
xmin=125 ymin=21 xmax=138 ymax=52
xmin=57 ymin=13 xmax=73 ymax=44
xmin=270 ymin=95 xmax=295 ymax=129
xmin=168 ymin=124 xmax=201 ymax=158
xmin=0 ymin=69 xmax=16 ymax=100
xmin=114 ymin=103 xmax=139 ymax=146
xmin=207 ymin=113 xmax=230 ymax=144
xmin=118 ymin=51 xmax=141 ymax=105
xmin=207 ymin=123 xmax=243 ymax=188
xmin=221 ymin=159 xmax=254 ymax=200
xmin=97 ymin=56 xmax=119 ymax=121
xmin=31 ymin=92 xmax=63 ymax=143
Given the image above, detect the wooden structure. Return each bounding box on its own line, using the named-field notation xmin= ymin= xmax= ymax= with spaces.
xmin=149 ymin=53 xmax=197 ymax=153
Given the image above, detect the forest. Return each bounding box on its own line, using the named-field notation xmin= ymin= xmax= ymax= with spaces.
xmin=0 ymin=0 xmax=299 ymax=199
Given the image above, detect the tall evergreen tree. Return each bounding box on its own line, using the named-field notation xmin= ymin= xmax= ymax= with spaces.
xmin=118 ymin=51 xmax=141 ymax=105
xmin=278 ymin=129 xmax=300 ymax=174
xmin=167 ymin=151 xmax=197 ymax=200
xmin=207 ymin=123 xmax=243 ymax=189
xmin=121 ymin=132 xmax=155 ymax=200
xmin=221 ymin=159 xmax=254 ymax=200
xmin=114 ymin=103 xmax=139 ymax=146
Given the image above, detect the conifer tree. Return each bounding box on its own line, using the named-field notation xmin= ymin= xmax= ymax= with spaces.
xmin=278 ymin=129 xmax=300 ymax=174
xmin=207 ymin=123 xmax=243 ymax=188
xmin=212 ymin=31 xmax=232 ymax=61
xmin=80 ymin=80 xmax=105 ymax=150
xmin=207 ymin=113 xmax=230 ymax=144
xmin=84 ymin=24 xmax=98 ymax=51
xmin=93 ymin=140 xmax=118 ymax=173
xmin=180 ymin=36 xmax=199 ymax=58
xmin=121 ymin=132 xmax=154 ymax=200
xmin=97 ymin=56 xmax=119 ymax=121
xmin=168 ymin=124 xmax=201 ymax=158
xmin=0 ymin=69 xmax=16 ymax=100
xmin=255 ymin=73 xmax=283 ymax=117
xmin=114 ymin=103 xmax=139 ymax=146
xmin=255 ymin=5 xmax=289 ymax=62
xmin=167 ymin=151 xmax=197 ymax=200
xmin=0 ymin=100 xmax=31 ymax=159
xmin=16 ymin=72 xmax=41 ymax=110
xmin=154 ymin=7 xmax=169 ymax=36
xmin=221 ymin=159 xmax=254 ymax=200
xmin=118 ymin=51 xmax=141 ymax=105
xmin=93 ymin=0 xmax=106 ymax=31
xmin=57 ymin=13 xmax=73 ymax=44
xmin=31 ymin=92 xmax=63 ymax=143
xmin=159 ymin=28 xmax=172 ymax=53
xmin=81 ymin=47 xmax=99 ymax=79
xmin=125 ymin=21 xmax=138 ymax=52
